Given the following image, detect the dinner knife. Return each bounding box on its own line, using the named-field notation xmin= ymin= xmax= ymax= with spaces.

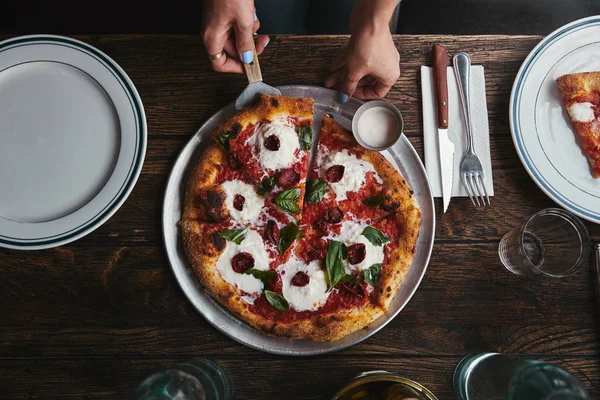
xmin=433 ymin=44 xmax=455 ymax=213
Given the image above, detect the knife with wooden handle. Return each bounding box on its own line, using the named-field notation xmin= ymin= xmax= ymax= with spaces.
xmin=433 ymin=44 xmax=455 ymax=213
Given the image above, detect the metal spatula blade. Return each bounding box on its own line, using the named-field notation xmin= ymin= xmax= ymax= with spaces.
xmin=236 ymin=82 xmax=281 ymax=110
xmin=235 ymin=41 xmax=281 ymax=110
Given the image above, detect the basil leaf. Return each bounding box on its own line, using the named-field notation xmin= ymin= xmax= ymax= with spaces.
xmin=257 ymin=176 xmax=277 ymax=196
xmin=265 ymin=290 xmax=289 ymax=311
xmin=245 ymin=269 xmax=276 ymax=284
xmin=278 ymin=222 xmax=303 ymax=254
xmin=341 ymin=243 xmax=348 ymax=260
xmin=218 ymin=226 xmax=248 ymax=245
xmin=362 ymin=226 xmax=390 ymax=246
xmin=363 ymin=193 xmax=386 ymax=208
xmin=217 ymin=130 xmax=236 ymax=150
xmin=274 ymin=188 xmax=301 ymax=213
xmin=296 ymin=126 xmax=312 ymax=151
xmin=326 ymin=241 xmax=347 ymax=291
xmin=305 ymin=179 xmax=328 ymax=204
xmin=364 ymin=263 xmax=382 ymax=285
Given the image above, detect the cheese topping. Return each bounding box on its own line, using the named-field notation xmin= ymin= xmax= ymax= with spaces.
xmin=278 ymin=257 xmax=330 ymax=311
xmin=568 ymin=102 xmax=595 ymax=123
xmin=329 ymin=220 xmax=386 ymax=274
xmin=221 ymin=180 xmax=264 ymax=223
xmin=256 ymin=122 xmax=300 ymax=171
xmin=217 ymin=229 xmax=270 ymax=296
xmin=321 ymin=150 xmax=382 ymax=201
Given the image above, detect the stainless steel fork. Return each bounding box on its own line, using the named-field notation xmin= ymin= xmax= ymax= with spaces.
xmin=453 ymin=52 xmax=490 ymax=206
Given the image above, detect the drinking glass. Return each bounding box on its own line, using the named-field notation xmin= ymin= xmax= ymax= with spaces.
xmin=453 ymin=353 xmax=590 ymax=400
xmin=135 ymin=358 xmax=230 ymax=400
xmin=498 ymin=208 xmax=590 ymax=278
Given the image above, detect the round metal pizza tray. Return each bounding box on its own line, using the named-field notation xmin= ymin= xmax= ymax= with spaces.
xmin=162 ymin=85 xmax=435 ymax=356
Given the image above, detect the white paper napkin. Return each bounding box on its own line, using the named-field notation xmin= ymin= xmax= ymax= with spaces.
xmin=421 ymin=65 xmax=494 ymax=197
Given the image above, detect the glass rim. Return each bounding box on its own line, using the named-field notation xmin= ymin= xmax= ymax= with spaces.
xmin=330 ymin=370 xmax=438 ymax=400
xmin=519 ymin=207 xmax=591 ymax=278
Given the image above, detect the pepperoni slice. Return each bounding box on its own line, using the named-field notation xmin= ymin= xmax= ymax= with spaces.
xmin=231 ymin=252 xmax=254 ymax=273
xmin=291 ymin=271 xmax=310 ymax=287
xmin=264 ymin=135 xmax=280 ymax=151
xmin=312 ymin=218 xmax=326 ymax=231
xmin=229 ymin=153 xmax=242 ymax=170
xmin=325 ymin=165 xmax=345 ymax=182
xmin=233 ymin=194 xmax=245 ymax=211
xmin=323 ymin=207 xmax=343 ymax=223
xmin=347 ymin=243 xmax=366 ymax=264
xmin=277 ymin=168 xmax=300 ymax=188
xmin=264 ymin=220 xmax=280 ymax=244
xmin=307 ymin=247 xmax=327 ymax=261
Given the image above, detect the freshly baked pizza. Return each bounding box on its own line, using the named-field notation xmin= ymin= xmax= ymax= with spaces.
xmin=556 ymin=72 xmax=600 ymax=177
xmin=180 ymin=93 xmax=421 ymax=341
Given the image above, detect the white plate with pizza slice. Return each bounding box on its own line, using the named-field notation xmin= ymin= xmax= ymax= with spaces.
xmin=510 ymin=15 xmax=600 ymax=224
xmin=162 ymin=86 xmax=435 ymax=355
xmin=0 ymin=35 xmax=147 ymax=249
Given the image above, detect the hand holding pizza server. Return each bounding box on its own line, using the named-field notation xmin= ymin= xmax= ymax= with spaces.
xmin=201 ymin=0 xmax=401 ymax=102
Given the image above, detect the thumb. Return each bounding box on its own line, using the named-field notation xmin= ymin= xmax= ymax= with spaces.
xmin=233 ymin=16 xmax=256 ymax=64
xmin=337 ymin=67 xmax=364 ymax=103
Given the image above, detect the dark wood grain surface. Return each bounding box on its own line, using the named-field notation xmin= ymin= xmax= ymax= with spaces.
xmin=1 ymin=34 xmax=599 ymax=399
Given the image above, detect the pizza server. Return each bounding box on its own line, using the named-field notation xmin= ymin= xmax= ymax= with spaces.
xmin=236 ymin=40 xmax=281 ymax=110
xmin=433 ymin=44 xmax=455 ymax=213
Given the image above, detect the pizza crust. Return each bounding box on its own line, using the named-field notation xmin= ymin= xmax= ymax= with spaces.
xmin=211 ymin=93 xmax=314 ymax=143
xmin=556 ymin=72 xmax=600 ymax=101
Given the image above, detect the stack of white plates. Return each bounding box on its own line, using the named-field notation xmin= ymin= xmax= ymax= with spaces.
xmin=0 ymin=35 xmax=147 ymax=250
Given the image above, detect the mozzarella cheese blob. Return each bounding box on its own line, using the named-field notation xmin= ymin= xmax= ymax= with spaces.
xmin=217 ymin=229 xmax=270 ymax=296
xmin=278 ymin=257 xmax=330 ymax=311
xmin=221 ymin=180 xmax=264 ymax=223
xmin=329 ymin=220 xmax=386 ymax=274
xmin=321 ymin=150 xmax=382 ymax=201
xmin=256 ymin=122 xmax=300 ymax=171
xmin=568 ymin=102 xmax=595 ymax=123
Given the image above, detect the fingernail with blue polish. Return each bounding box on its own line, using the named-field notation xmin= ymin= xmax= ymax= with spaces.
xmin=337 ymin=92 xmax=349 ymax=103
xmin=264 ymin=38 xmax=270 ymax=48
xmin=254 ymin=12 xmax=258 ymax=21
xmin=242 ymin=50 xmax=253 ymax=64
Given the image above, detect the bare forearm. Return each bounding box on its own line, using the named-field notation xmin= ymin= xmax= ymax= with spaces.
xmin=350 ymin=0 xmax=399 ymax=34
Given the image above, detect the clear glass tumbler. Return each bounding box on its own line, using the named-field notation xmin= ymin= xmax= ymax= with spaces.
xmin=135 ymin=358 xmax=230 ymax=400
xmin=498 ymin=208 xmax=590 ymax=278
xmin=453 ymin=353 xmax=590 ymax=400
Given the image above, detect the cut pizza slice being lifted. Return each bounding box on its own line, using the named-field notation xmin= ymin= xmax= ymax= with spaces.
xmin=556 ymin=71 xmax=600 ymax=178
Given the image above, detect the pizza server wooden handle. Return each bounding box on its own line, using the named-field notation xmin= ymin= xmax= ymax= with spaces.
xmin=433 ymin=44 xmax=449 ymax=129
xmin=242 ymin=40 xmax=263 ymax=84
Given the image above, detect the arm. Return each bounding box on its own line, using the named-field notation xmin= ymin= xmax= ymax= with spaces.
xmin=325 ymin=0 xmax=400 ymax=101
xmin=202 ymin=0 xmax=270 ymax=74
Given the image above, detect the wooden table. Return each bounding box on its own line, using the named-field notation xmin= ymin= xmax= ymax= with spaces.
xmin=1 ymin=34 xmax=599 ymax=399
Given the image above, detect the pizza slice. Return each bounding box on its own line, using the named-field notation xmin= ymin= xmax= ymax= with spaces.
xmin=556 ymin=71 xmax=600 ymax=178
xmin=211 ymin=93 xmax=314 ymax=218
xmin=302 ymin=114 xmax=418 ymax=231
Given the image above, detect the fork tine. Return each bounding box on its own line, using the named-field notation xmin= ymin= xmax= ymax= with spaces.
xmin=474 ymin=174 xmax=486 ymax=206
xmin=477 ymin=174 xmax=490 ymax=206
xmin=468 ymin=174 xmax=481 ymax=206
xmin=462 ymin=173 xmax=477 ymax=206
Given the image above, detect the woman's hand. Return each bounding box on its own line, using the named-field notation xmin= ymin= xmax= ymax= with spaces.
xmin=202 ymin=0 xmax=270 ymax=74
xmin=325 ymin=0 xmax=400 ymax=101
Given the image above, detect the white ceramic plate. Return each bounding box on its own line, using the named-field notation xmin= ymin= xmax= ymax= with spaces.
xmin=163 ymin=86 xmax=435 ymax=355
xmin=0 ymin=35 xmax=147 ymax=249
xmin=510 ymin=16 xmax=600 ymax=224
